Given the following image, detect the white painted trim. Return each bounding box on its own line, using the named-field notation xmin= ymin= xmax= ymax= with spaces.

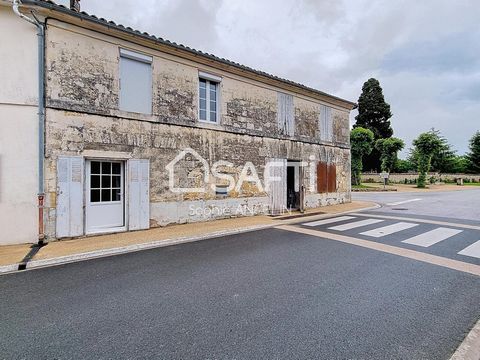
xmin=198 ymin=76 xmax=220 ymax=124
xmin=82 ymin=150 xmax=132 ymax=159
xmin=120 ymin=48 xmax=152 ymax=63
xmin=85 ymin=159 xmax=127 ymax=235
xmin=199 ymin=71 xmax=222 ymax=82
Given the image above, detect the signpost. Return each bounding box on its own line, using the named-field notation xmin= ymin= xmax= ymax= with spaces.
xmin=380 ymin=172 xmax=389 ymax=190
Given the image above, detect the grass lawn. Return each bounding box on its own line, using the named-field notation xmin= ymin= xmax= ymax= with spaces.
xmin=465 ymin=182 xmax=480 ymax=186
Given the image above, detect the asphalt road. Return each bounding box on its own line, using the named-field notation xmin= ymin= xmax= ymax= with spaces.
xmin=353 ymin=187 xmax=480 ymax=221
xmin=1 ymin=191 xmax=480 ymax=359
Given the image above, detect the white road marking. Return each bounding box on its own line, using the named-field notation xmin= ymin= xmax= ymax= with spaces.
xmin=402 ymin=227 xmax=463 ymax=247
xmin=360 ymin=222 xmax=418 ymax=238
xmin=303 ymin=216 xmax=356 ymax=227
xmin=277 ymin=225 xmax=480 ymax=277
xmin=458 ymin=240 xmax=480 ymax=259
xmin=328 ymin=219 xmax=384 ymax=231
xmin=352 ymin=213 xmax=480 ymax=231
xmin=386 ymin=198 xmax=422 ymax=206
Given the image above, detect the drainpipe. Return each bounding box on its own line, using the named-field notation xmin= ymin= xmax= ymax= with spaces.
xmin=13 ymin=0 xmax=46 ymax=245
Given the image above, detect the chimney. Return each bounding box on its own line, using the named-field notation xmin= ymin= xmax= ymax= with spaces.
xmin=70 ymin=0 xmax=80 ymax=12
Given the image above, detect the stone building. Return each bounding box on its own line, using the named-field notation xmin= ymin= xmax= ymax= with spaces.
xmin=0 ymin=0 xmax=356 ymax=245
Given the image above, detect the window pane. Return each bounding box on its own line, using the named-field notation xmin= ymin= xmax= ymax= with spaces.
xmin=200 ymin=98 xmax=207 ymax=111
xmin=91 ymin=175 xmax=100 ymax=189
xmin=210 ymin=100 xmax=216 ymax=112
xmin=91 ymin=161 xmax=100 ymax=174
xmin=200 ymin=78 xmax=206 ymax=87
xmin=101 ymin=162 xmax=111 ymax=175
xmin=112 ymin=189 xmax=122 ymax=201
xmin=90 ymin=189 xmax=100 ymax=202
xmin=102 ymin=175 xmax=111 ymax=188
xmin=112 ymin=175 xmax=121 ymax=188
xmin=112 ymin=163 xmax=121 ymax=175
xmin=209 ymin=82 xmax=217 ymax=92
xmin=210 ymin=88 xmax=216 ymax=99
xmin=119 ymin=56 xmax=152 ymax=114
xmin=199 ymin=86 xmax=206 ymax=99
xmin=210 ymin=111 xmax=217 ymax=122
xmin=200 ymin=109 xmax=207 ymax=120
xmin=101 ymin=189 xmax=111 ymax=202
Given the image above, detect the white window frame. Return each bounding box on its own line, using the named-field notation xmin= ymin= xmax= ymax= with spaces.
xmin=119 ymin=48 xmax=153 ymax=114
xmin=198 ymin=71 xmax=221 ymax=124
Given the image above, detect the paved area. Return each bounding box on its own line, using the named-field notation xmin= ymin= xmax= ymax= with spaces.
xmin=1 ymin=223 xmax=479 ymax=359
xmin=353 ymin=187 xmax=480 ymax=221
xmin=0 ymin=201 xmax=374 ymax=268
xmin=1 ymin=194 xmax=479 ymax=359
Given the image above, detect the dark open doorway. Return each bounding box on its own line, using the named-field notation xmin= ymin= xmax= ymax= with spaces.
xmin=287 ymin=160 xmax=299 ymax=210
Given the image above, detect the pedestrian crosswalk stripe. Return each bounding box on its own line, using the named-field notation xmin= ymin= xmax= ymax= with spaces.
xmin=328 ymin=218 xmax=384 ymax=231
xmin=303 ymin=216 xmax=356 ymax=227
xmin=458 ymin=240 xmax=480 ymax=259
xmin=402 ymin=227 xmax=463 ymax=247
xmin=360 ymin=222 xmax=418 ymax=238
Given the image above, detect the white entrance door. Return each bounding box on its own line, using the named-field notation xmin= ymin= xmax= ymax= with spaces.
xmin=86 ymin=160 xmax=125 ymax=234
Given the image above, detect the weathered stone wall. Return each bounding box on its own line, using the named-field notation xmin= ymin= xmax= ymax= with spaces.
xmin=362 ymin=172 xmax=480 ymax=184
xmin=42 ymin=20 xmax=352 ymax=238
xmin=44 ymin=110 xmax=350 ymax=236
xmin=45 ymin=20 xmax=351 ymax=148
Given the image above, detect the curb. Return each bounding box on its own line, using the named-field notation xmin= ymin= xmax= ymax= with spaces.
xmin=0 ymin=202 xmax=380 ymax=275
xmin=450 ymin=318 xmax=480 ymax=360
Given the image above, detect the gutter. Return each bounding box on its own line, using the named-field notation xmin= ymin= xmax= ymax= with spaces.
xmin=12 ymin=0 xmax=46 ymax=245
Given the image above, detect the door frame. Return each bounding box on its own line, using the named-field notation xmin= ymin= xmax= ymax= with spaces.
xmin=84 ymin=158 xmax=128 ymax=235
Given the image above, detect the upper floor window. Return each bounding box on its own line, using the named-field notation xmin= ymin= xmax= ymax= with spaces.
xmin=119 ymin=49 xmax=152 ymax=114
xmin=199 ymin=72 xmax=221 ymax=123
xmin=319 ymin=105 xmax=333 ymax=142
xmin=277 ymin=92 xmax=294 ymax=136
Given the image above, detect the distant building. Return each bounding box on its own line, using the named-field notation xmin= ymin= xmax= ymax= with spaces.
xmin=0 ymin=0 xmax=355 ymax=245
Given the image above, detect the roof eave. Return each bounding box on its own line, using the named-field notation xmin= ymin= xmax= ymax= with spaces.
xmin=20 ymin=0 xmax=357 ymax=110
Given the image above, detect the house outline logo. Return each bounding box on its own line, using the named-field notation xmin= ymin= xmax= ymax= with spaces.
xmin=166 ymin=148 xmax=210 ymax=193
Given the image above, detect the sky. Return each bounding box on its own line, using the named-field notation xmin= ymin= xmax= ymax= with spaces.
xmin=58 ymin=0 xmax=479 ymax=157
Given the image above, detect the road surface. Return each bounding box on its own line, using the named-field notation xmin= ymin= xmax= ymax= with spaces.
xmin=1 ymin=189 xmax=479 ymax=359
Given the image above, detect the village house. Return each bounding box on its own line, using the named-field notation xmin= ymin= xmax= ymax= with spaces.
xmin=0 ymin=0 xmax=356 ymax=245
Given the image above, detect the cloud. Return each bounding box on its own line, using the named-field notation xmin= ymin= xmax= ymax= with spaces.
xmin=76 ymin=0 xmax=479 ymax=155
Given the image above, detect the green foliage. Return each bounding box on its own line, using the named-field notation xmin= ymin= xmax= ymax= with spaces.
xmin=395 ymin=159 xmax=415 ymax=173
xmin=353 ymin=78 xmax=393 ymax=171
xmin=450 ymin=155 xmax=470 ymax=173
xmin=467 ymin=131 xmax=480 ymax=173
xmin=412 ymin=131 xmax=443 ymax=188
xmin=350 ymin=127 xmax=375 ymax=186
xmin=375 ymin=137 xmax=404 ymax=173
xmin=407 ymin=129 xmax=457 ymax=173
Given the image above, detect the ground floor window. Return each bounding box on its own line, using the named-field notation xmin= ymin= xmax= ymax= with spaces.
xmin=89 ymin=161 xmax=123 ymax=203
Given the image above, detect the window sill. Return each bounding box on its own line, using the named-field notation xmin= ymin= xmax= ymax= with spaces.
xmin=197 ymin=120 xmax=224 ymax=131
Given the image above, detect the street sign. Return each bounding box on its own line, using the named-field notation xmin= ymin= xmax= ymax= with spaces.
xmin=380 ymin=172 xmax=389 ymax=179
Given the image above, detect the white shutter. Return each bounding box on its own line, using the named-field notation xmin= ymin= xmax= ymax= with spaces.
xmin=56 ymin=156 xmax=84 ymax=237
xmin=128 ymin=159 xmax=150 ymax=230
xmin=269 ymin=158 xmax=287 ymax=215
xmin=320 ymin=105 xmax=333 ymax=142
xmin=277 ymin=93 xmax=295 ymax=136
xmin=285 ymin=94 xmax=295 ymax=136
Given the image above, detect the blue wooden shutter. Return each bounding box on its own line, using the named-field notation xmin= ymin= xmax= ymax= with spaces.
xmin=128 ymin=159 xmax=150 ymax=230
xmin=56 ymin=156 xmax=84 ymax=237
